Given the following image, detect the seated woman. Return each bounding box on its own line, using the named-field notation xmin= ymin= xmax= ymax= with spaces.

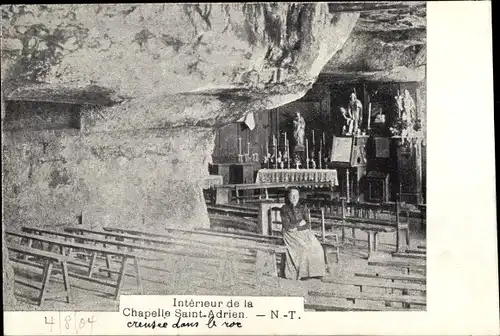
xmin=280 ymin=188 xmax=326 ymax=280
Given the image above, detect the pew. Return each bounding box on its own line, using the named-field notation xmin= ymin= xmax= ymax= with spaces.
xmin=368 ymin=260 xmax=426 ymax=275
xmin=207 ymin=205 xmax=259 ymax=218
xmin=303 ymin=302 xmax=420 ymax=312
xmin=23 ymin=226 xmax=255 ymax=259
xmin=307 ymin=198 xmax=411 ymax=256
xmin=392 ymin=252 xmax=426 ymax=259
xmin=6 ymin=230 xmax=143 ymax=300
xmin=7 ymin=242 xmax=73 ymax=306
xmin=102 ymin=226 xmax=287 ymax=277
xmin=321 ymin=277 xmax=426 ymax=294
xmin=214 ymin=181 xmax=335 ymax=205
xmin=308 ymin=290 xmax=426 ymax=309
xmin=354 ymin=272 xmax=426 ymax=284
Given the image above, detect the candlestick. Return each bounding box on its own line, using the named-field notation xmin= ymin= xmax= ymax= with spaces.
xmin=368 ymin=102 xmax=372 ymax=130
xmin=286 ymin=139 xmax=290 ymax=168
xmin=238 ymin=137 xmax=242 ymax=155
xmin=306 ymin=139 xmax=309 ymax=169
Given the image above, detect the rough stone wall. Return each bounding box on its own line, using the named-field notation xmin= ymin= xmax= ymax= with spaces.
xmin=2 ymin=125 xmax=215 ymax=230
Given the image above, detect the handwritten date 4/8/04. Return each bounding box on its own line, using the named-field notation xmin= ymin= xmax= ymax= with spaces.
xmin=45 ymin=314 xmax=97 ymax=333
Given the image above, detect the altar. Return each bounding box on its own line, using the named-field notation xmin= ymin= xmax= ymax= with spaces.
xmin=255 ymin=169 xmax=339 ymax=186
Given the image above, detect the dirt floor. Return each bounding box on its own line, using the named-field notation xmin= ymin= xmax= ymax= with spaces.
xmin=7 ymin=216 xmax=426 ymax=312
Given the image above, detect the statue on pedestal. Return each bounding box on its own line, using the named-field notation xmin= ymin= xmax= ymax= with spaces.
xmin=340 ymin=107 xmax=354 ymax=135
xmin=348 ymin=92 xmax=363 ymax=135
xmin=293 ymin=111 xmax=306 ymax=148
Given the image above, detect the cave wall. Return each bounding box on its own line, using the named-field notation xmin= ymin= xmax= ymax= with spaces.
xmin=3 ymin=106 xmax=214 ymax=230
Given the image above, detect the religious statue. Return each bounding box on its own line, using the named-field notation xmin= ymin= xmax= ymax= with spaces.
xmin=347 ymin=92 xmax=363 ymax=135
xmin=391 ymin=89 xmax=421 ymax=141
xmin=340 ymin=107 xmax=354 ymax=135
xmin=401 ymin=89 xmax=416 ymax=124
xmin=293 ymin=111 xmax=306 ymax=148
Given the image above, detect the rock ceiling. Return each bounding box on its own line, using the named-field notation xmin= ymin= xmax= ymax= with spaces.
xmin=321 ymin=1 xmax=426 ymax=82
xmin=1 ymin=3 xmax=426 ymax=112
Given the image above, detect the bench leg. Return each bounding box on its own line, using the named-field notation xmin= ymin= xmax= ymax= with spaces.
xmin=351 ymin=228 xmax=356 ymax=245
xmin=60 ymin=261 xmax=71 ymax=303
xmin=87 ymin=252 xmax=98 ymax=277
xmin=114 ymin=256 xmax=128 ymax=300
xmin=133 ymin=257 xmax=144 ymax=294
xmin=271 ymin=252 xmax=278 ymax=277
xmin=374 ymin=232 xmax=379 ymax=251
xmin=323 ymin=247 xmax=330 ymax=272
xmin=396 ymin=228 xmax=402 ymax=253
xmin=367 ymin=232 xmax=373 ymax=259
xmin=105 ymin=254 xmax=113 ymax=279
xmin=39 ymin=260 xmax=54 ymax=306
xmin=405 ymin=228 xmax=411 ymax=250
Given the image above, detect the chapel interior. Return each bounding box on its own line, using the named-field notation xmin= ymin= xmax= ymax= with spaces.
xmin=2 ymin=2 xmax=427 ymax=312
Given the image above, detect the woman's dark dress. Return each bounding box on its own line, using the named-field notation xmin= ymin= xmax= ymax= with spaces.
xmin=280 ymin=203 xmax=326 ymax=280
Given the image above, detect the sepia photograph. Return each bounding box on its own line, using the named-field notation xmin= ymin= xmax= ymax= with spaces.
xmin=8 ymin=3 xmax=497 ymax=328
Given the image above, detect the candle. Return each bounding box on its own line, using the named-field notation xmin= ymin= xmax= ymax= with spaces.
xmin=247 ymin=142 xmax=250 ymax=155
xmin=273 ymin=135 xmax=276 ymax=147
xmin=238 ymin=137 xmax=242 ymax=155
xmin=284 ymin=132 xmax=287 ymax=148
xmin=323 ymin=133 xmax=326 ymax=149
xmin=312 ymin=130 xmax=315 ymax=146
xmin=266 ymin=140 xmax=269 ymax=157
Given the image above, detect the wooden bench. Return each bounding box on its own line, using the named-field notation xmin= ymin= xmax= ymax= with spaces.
xmin=58 ymin=227 xmax=255 ymax=258
xmin=23 ymin=226 xmax=260 ymax=284
xmin=321 ymin=277 xmax=426 ymax=294
xmin=207 ymin=205 xmax=259 ymax=218
xmin=304 ymin=302 xmax=422 ymax=312
xmin=308 ymin=290 xmax=426 ymax=308
xmin=311 ymin=198 xmax=413 ymax=253
xmin=312 ymin=214 xmax=395 ymax=259
xmin=102 ymin=226 xmax=287 ymax=277
xmin=7 ymin=230 xmax=143 ymax=300
xmin=355 ymin=272 xmax=426 ymax=284
xmin=406 ymin=248 xmax=426 ymax=254
xmin=392 ymin=252 xmax=426 ymax=259
xmin=304 ymin=303 xmax=385 ymax=312
xmin=7 ymin=242 xmax=72 ymax=306
xmin=215 ymin=181 xmax=335 ymax=205
xmin=368 ymin=260 xmax=426 ymax=275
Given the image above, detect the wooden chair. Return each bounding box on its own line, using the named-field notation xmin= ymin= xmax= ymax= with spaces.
xmin=268 ymin=206 xmax=284 ymax=237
